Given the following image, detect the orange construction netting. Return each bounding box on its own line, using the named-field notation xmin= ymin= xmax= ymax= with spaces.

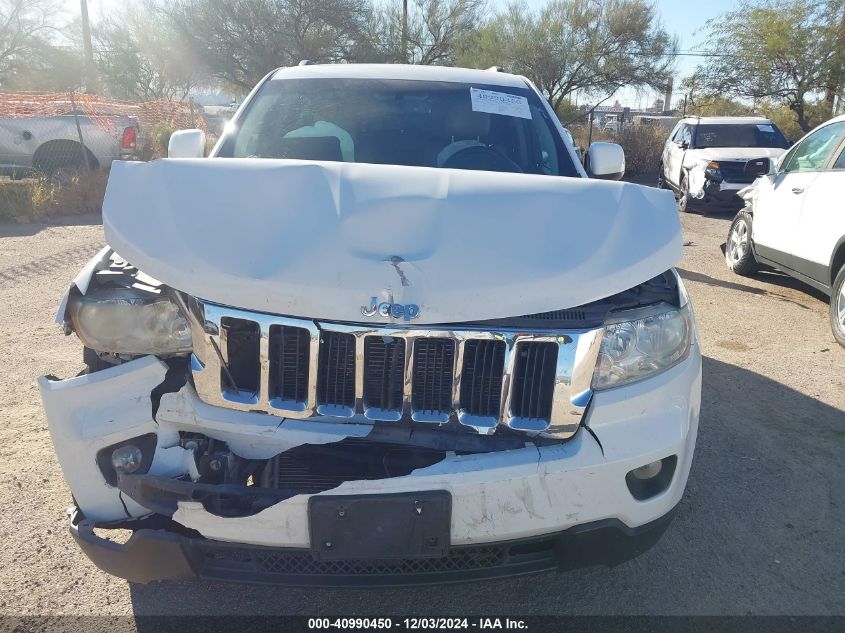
xmin=0 ymin=91 xmax=208 ymax=138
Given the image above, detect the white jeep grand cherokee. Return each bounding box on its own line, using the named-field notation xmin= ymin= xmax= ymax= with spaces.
xmin=39 ymin=64 xmax=701 ymax=586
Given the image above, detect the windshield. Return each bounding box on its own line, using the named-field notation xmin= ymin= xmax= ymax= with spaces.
xmin=217 ymin=78 xmax=580 ymax=177
xmin=692 ymin=123 xmax=790 ymax=149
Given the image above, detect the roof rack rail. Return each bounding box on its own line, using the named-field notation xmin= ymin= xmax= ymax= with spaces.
xmin=298 ymin=60 xmax=317 ymax=66
xmin=487 ymin=66 xmax=505 ymax=72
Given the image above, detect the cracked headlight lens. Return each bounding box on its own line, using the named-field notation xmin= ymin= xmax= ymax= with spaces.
xmin=593 ymin=303 xmax=692 ymax=390
xmin=67 ymin=288 xmax=192 ymax=355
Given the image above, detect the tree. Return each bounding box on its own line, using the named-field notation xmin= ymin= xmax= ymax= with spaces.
xmin=0 ymin=0 xmax=62 ymax=85
xmin=167 ymin=0 xmax=372 ymax=91
xmin=94 ymin=1 xmax=204 ymax=101
xmin=691 ymin=0 xmax=845 ymax=132
xmin=678 ymin=75 xmax=754 ymax=117
xmin=364 ymin=0 xmax=487 ymax=64
xmin=458 ymin=0 xmax=676 ymax=113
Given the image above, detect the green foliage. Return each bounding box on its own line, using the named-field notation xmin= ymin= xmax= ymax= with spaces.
xmin=147 ymin=121 xmax=177 ymax=159
xmin=676 ymin=82 xmax=753 ymax=117
xmin=95 ymin=1 xmax=202 ymax=101
xmin=617 ymin=124 xmax=666 ymax=176
xmin=568 ymin=122 xmax=664 ymax=176
xmin=0 ymin=0 xmax=62 ymax=85
xmin=363 ymin=0 xmax=488 ymax=65
xmin=166 ymin=0 xmax=373 ymax=90
xmin=457 ymin=0 xmax=676 ymax=111
xmin=691 ymin=0 xmax=845 ymax=132
xmin=758 ymin=99 xmax=835 ymax=142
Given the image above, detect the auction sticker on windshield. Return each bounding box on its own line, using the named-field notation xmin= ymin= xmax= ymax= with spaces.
xmin=470 ymin=88 xmax=531 ymax=119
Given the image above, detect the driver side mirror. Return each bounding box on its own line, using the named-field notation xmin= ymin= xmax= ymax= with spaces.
xmin=168 ymin=129 xmax=206 ymax=158
xmin=744 ymin=157 xmax=771 ymax=178
xmin=675 ymin=139 xmax=689 ymax=150
xmin=586 ymin=142 xmax=625 ymax=180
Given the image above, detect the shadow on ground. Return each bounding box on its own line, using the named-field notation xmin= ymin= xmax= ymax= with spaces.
xmin=678 ymin=266 xmax=830 ymax=308
xmin=129 ymin=357 xmax=844 ymax=619
xmin=0 ymin=213 xmax=102 ymax=238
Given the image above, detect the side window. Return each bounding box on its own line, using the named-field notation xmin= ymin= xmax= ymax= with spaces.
xmin=833 ymin=147 xmax=845 ymax=170
xmin=782 ymin=122 xmax=845 ymax=173
xmin=668 ymin=122 xmax=683 ymax=142
xmin=680 ymin=124 xmax=693 ymax=147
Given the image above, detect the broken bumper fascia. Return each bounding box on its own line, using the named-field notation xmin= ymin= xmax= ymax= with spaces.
xmin=698 ymin=180 xmax=748 ymax=208
xmin=41 ymin=341 xmax=700 ymax=572
xmin=69 ymin=504 xmax=677 ymax=586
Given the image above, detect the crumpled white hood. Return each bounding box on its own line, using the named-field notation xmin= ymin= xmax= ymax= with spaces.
xmin=102 ymin=158 xmax=682 ymax=324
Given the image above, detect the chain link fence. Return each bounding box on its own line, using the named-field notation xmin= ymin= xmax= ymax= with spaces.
xmin=0 ymin=91 xmax=210 ymax=221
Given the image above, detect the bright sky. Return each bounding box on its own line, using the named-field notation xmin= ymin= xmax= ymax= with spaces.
xmin=69 ymin=0 xmax=742 ymax=106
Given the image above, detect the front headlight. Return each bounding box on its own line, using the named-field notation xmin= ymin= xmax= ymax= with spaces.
xmin=593 ymin=303 xmax=692 ymax=390
xmin=704 ymin=160 xmax=722 ymax=182
xmin=67 ymin=288 xmax=192 ymax=355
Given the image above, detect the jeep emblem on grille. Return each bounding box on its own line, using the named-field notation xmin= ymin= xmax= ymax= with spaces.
xmin=361 ymin=297 xmax=420 ymax=321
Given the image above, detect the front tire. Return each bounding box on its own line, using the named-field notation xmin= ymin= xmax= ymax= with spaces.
xmin=830 ymin=265 xmax=845 ymax=348
xmin=725 ymin=211 xmax=759 ymax=275
xmin=656 ymin=164 xmax=666 ymax=189
xmin=677 ymin=174 xmax=691 ymax=213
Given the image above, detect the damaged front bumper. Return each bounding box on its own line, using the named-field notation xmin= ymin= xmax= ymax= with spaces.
xmin=69 ymin=505 xmax=677 ymax=586
xmin=40 ymin=342 xmax=701 ymax=585
xmin=697 ymin=180 xmax=748 ymax=210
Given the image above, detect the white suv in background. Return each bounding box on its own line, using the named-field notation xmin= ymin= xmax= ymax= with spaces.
xmin=658 ymin=116 xmax=791 ymax=213
xmin=726 ymin=114 xmax=845 ymax=347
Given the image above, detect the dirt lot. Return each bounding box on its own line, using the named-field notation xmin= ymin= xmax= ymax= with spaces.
xmin=0 ymin=208 xmax=843 ymax=618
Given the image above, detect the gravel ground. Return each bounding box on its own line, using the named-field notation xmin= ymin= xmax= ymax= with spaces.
xmin=0 ymin=206 xmax=843 ymax=618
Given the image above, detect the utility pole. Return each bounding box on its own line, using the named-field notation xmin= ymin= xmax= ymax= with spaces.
xmin=80 ymin=0 xmax=97 ymax=93
xmin=401 ymin=0 xmax=409 ymax=64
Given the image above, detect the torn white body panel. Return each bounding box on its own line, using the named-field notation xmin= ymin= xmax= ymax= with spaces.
xmin=174 ymin=346 xmax=700 ymax=546
xmin=687 ymin=163 xmax=709 ymax=200
xmin=38 ymin=356 xmax=171 ymax=521
xmin=37 ymin=357 xmax=374 ymax=522
xmin=155 ymin=386 xmax=374 ymax=460
xmin=41 ymin=336 xmax=699 ymax=543
xmin=682 ymin=147 xmax=787 ymax=199
xmin=102 ymin=159 xmax=682 ymax=324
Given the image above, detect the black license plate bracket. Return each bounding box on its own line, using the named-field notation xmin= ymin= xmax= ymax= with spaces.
xmin=308 ymin=491 xmax=451 ymax=561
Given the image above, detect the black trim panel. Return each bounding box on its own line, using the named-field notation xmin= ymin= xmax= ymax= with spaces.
xmin=828 ymin=236 xmax=845 ymax=286
xmin=754 ymin=244 xmax=831 ymax=294
xmin=70 ymin=506 xmax=677 ymax=586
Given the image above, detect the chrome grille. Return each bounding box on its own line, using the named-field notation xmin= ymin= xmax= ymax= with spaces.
xmin=459 ymin=340 xmax=505 ymax=419
xmin=316 ymin=331 xmax=356 ymax=414
xmin=510 ymin=342 xmax=558 ymax=425
xmin=411 ymin=339 xmax=455 ymax=421
xmin=363 ymin=336 xmax=406 ymax=416
xmin=188 ymin=301 xmax=604 ymax=437
xmin=268 ymin=325 xmax=310 ymax=406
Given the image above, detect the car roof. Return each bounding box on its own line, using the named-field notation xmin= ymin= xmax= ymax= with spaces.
xmin=681 ymin=116 xmax=774 ymax=125
xmin=269 ymin=63 xmax=529 ymax=89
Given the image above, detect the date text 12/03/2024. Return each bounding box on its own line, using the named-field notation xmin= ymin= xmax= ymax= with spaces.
xmin=307 ymin=618 xmax=528 ymax=630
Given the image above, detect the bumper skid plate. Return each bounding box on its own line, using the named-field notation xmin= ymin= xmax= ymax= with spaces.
xmin=70 ymin=505 xmax=676 ymax=586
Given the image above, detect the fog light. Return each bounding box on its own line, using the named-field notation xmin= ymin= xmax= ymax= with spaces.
xmin=625 ymin=455 xmax=677 ymax=501
xmin=111 ymin=444 xmax=142 ymax=473
xmin=631 ymin=460 xmax=662 ymax=480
